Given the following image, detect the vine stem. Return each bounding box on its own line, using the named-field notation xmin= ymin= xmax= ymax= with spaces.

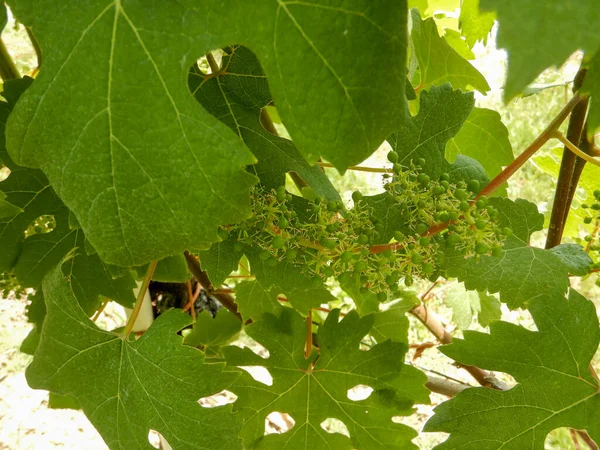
xmin=552 ymin=131 xmax=600 ymax=167
xmin=123 ymin=261 xmax=157 ymax=339
xmin=410 ymin=302 xmax=509 ymax=390
xmin=477 ymin=94 xmax=581 ymax=199
xmin=305 ymin=309 xmax=313 ymax=359
xmin=0 ymin=37 xmax=20 ymax=81
xmin=205 ymin=52 xmax=220 ymax=73
xmin=318 ymin=162 xmax=391 ymax=173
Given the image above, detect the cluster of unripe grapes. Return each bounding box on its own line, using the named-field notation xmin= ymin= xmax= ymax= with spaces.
xmin=581 ymin=190 xmax=600 ymax=275
xmin=221 ymin=154 xmax=510 ymax=299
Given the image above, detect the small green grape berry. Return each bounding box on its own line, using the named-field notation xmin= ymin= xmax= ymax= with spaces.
xmin=272 ymin=236 xmax=285 ymax=249
xmin=433 ymin=186 xmax=445 ymax=195
xmin=454 ymin=189 xmax=468 ymax=201
xmin=415 ymin=223 xmax=428 ymax=235
xmin=459 ymin=201 xmax=470 ymax=212
xmin=584 ymin=217 xmax=593 ymax=224
xmin=353 ymin=261 xmax=367 ymax=272
xmin=278 ymin=218 xmax=289 ymax=229
xmin=404 ymin=275 xmax=414 ymax=287
xmin=422 ymin=262 xmax=434 ymax=275
xmin=419 ymin=236 xmax=431 ymax=246
xmin=446 ymin=233 xmax=461 ymax=245
xmin=320 ymin=238 xmax=336 ymax=249
xmin=417 ymin=173 xmax=430 ymax=185
xmin=340 ymin=251 xmax=353 ymax=263
xmin=377 ymin=292 xmax=387 ymax=302
xmin=393 ymin=163 xmax=403 ymax=174
xmin=585 ymin=234 xmax=593 ymax=242
xmin=592 ymin=204 xmax=600 ymax=210
xmin=440 ymin=173 xmax=450 ymax=182
xmin=417 ymin=158 xmax=426 ymax=167
xmin=387 ymin=151 xmax=399 ymax=163
xmin=259 ymin=250 xmax=271 ymax=261
xmin=448 ymin=211 xmax=459 ymax=221
xmin=393 ymin=230 xmax=405 ymax=241
xmin=475 ymin=219 xmax=486 ymax=230
xmin=361 ymin=248 xmax=370 ymax=257
xmin=285 ymin=249 xmax=297 ymax=261
xmin=411 ymin=252 xmax=423 ymax=264
xmin=491 ymin=245 xmax=503 ymax=258
xmin=217 ymin=228 xmax=229 ymax=241
xmin=502 ymin=227 xmax=513 ymax=237
xmin=352 ymin=190 xmax=363 ymax=203
xmin=467 ymin=179 xmax=480 ymax=193
xmin=327 ymin=201 xmax=338 ymax=212
xmin=475 ymin=243 xmax=488 ymax=255
xmin=357 ymin=234 xmax=369 ymax=245
xmin=438 ymin=212 xmax=450 ymax=223
xmin=417 ymin=199 xmax=427 ymax=209
xmin=386 ymin=274 xmax=399 ymax=286
xmin=322 ymin=266 xmax=334 ymax=278
xmin=275 ymin=190 xmax=286 ymax=202
xmin=594 ymin=190 xmax=600 ymax=201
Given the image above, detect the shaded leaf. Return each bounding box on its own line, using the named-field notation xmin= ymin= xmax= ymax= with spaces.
xmin=480 ymin=0 xmax=600 ymax=99
xmin=184 ymin=309 xmax=242 ymax=349
xmin=224 ymin=308 xmax=429 ymax=449
xmin=235 ymin=280 xmax=281 ymax=322
xmin=426 ymin=290 xmax=600 ymax=448
xmin=28 ymin=262 xmax=242 ymax=450
xmin=477 ymin=291 xmax=501 ymax=327
xmin=446 ymin=107 xmax=513 ymax=195
xmin=190 ymin=45 xmax=340 ymax=201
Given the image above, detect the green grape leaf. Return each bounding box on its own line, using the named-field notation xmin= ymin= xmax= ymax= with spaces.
xmin=285 ymin=287 xmax=336 ymax=314
xmin=581 ymin=50 xmax=600 ymax=139
xmin=425 ymin=290 xmax=600 ymax=448
xmin=6 ymin=1 xmax=258 ymax=267
xmin=28 ymin=262 xmax=242 ymax=450
xmin=184 ymin=309 xmax=242 ymax=349
xmin=410 ymin=10 xmax=490 ymax=93
xmin=215 ymin=2 xmax=409 ymax=170
xmin=223 ymin=308 xmax=429 ymax=450
xmin=190 ymin=45 xmax=340 ymax=201
xmin=458 ymin=0 xmax=495 ymax=47
xmin=370 ymin=297 xmax=418 ymax=345
xmin=477 ymin=291 xmax=501 ymax=327
xmin=151 ymin=254 xmax=189 ymax=283
xmin=444 ymin=198 xmax=593 ymax=308
xmin=446 ymin=107 xmax=513 ymax=195
xmin=198 ymin=238 xmax=244 ymax=288
xmin=387 ymin=84 xmax=488 ymax=183
xmin=13 ymin=206 xmax=77 ymax=287
xmin=481 ymin=0 xmax=600 ymax=100
xmin=0 ymin=192 xmax=23 ymax=218
xmin=549 ymin=244 xmax=593 ymax=276
xmin=235 ymin=280 xmax=281 ymax=322
xmin=445 ymin=283 xmax=480 ymax=330
xmin=339 ymin=275 xmax=381 ymax=314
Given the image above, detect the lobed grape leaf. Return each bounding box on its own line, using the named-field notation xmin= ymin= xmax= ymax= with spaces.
xmin=388 ymin=84 xmax=488 ymax=184
xmin=235 ymin=279 xmax=282 ymax=322
xmin=444 ymin=198 xmax=593 ymax=309
xmin=189 ymin=45 xmax=340 ymax=201
xmin=446 ymin=107 xmax=513 ymax=195
xmin=445 ymin=283 xmax=501 ymax=329
xmin=425 ymin=290 xmax=600 ymax=448
xmin=458 ymin=0 xmax=495 ymax=48
xmin=7 ymin=0 xmax=408 ymax=266
xmin=481 ymin=0 xmax=600 ymax=100
xmin=184 ymin=309 xmax=242 ymax=349
xmin=28 ymin=262 xmax=242 ymax=450
xmin=197 ymin=237 xmax=244 ymax=288
xmin=410 ymin=9 xmax=490 ymax=94
xmin=223 ymin=308 xmax=429 ymax=449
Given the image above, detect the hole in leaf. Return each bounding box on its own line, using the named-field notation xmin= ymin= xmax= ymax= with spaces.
xmin=147 ymin=430 xmax=162 ymax=449
xmin=93 ymin=300 xmax=127 ymax=332
xmin=0 ymin=166 xmax=10 ymax=181
xmin=199 ymin=389 xmax=237 ymax=408
xmin=238 ymin=366 xmax=273 ymax=386
xmin=195 ymin=49 xmax=225 ymax=75
xmin=347 ymin=384 xmax=373 ymax=401
xmin=320 ymin=418 xmax=350 ymax=437
xmin=265 ymin=411 xmax=295 ymax=435
xmin=230 ymin=330 xmax=270 ymax=358
xmin=25 ymin=214 xmax=56 ymax=237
